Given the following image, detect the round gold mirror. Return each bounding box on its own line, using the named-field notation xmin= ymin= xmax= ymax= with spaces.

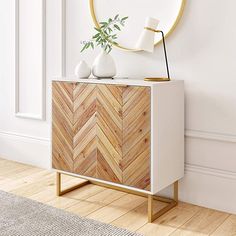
xmin=89 ymin=0 xmax=186 ymax=52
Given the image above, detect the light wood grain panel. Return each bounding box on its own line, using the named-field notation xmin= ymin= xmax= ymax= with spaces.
xmin=97 ymin=148 xmax=122 ymax=183
xmin=123 ymin=87 xmax=148 ymax=116
xmin=73 ymin=84 xmax=97 ymax=178
xmin=73 ymin=85 xmax=97 ymax=127
xmin=52 ymin=82 xmax=74 ymax=172
xmin=96 ymin=84 xmax=123 ymax=183
xmin=73 ymin=83 xmax=96 ymax=112
xmin=123 ymin=148 xmax=151 ymax=190
xmin=106 ymin=85 xmax=123 ymax=105
xmin=122 ymin=86 xmax=151 ymax=190
xmin=72 ymin=84 xmax=123 ymax=182
xmin=52 ymin=82 xmax=74 ymax=123
xmin=96 ymin=105 xmax=122 ymax=157
xmin=73 ymin=136 xmax=97 ymax=177
xmin=121 ymin=132 xmax=150 ymax=171
xmin=53 ymin=82 xmax=151 ymax=190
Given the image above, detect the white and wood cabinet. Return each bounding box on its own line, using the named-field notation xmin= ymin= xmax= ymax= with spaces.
xmin=52 ymin=78 xmax=184 ymax=222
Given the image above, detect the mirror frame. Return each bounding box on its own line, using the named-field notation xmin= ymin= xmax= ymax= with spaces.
xmin=89 ymin=0 xmax=186 ymax=52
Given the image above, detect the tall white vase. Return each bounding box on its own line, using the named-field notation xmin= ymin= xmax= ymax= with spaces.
xmin=92 ymin=50 xmax=116 ymax=78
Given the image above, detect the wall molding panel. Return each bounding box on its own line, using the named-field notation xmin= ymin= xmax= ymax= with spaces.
xmin=0 ymin=130 xmax=50 ymax=169
xmin=15 ymin=0 xmax=46 ymax=120
xmin=0 ymin=130 xmax=50 ymax=143
xmin=185 ymin=163 xmax=236 ymax=180
xmin=185 ymin=129 xmax=236 ymax=143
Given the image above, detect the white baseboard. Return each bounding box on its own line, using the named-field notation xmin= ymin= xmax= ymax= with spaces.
xmin=180 ymin=163 xmax=236 ymax=214
xmin=158 ymin=163 xmax=236 ymax=215
xmin=0 ymin=131 xmax=50 ymax=169
xmin=180 ymin=134 xmax=236 ymax=214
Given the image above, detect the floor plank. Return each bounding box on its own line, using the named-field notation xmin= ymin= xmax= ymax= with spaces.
xmin=111 ymin=200 xmax=168 ymax=232
xmin=28 ymin=177 xmax=87 ymax=203
xmin=86 ymin=194 xmax=146 ymax=223
xmin=137 ymin=204 xmax=201 ymax=236
xmin=0 ymin=170 xmax=50 ymax=192
xmin=0 ymin=162 xmax=33 ymax=178
xmin=28 ymin=188 xmax=56 ymax=203
xmin=46 ymin=196 xmax=79 ymax=209
xmin=66 ymin=188 xmax=126 ymax=216
xmin=9 ymin=173 xmax=55 ymax=197
xmin=211 ymin=215 xmax=236 ymax=236
xmin=171 ymin=208 xmax=229 ymax=236
xmin=63 ymin=184 xmax=106 ymax=200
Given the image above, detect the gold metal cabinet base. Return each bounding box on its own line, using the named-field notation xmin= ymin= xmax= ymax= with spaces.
xmin=56 ymin=172 xmax=178 ymax=223
xmin=56 ymin=172 xmax=90 ymax=196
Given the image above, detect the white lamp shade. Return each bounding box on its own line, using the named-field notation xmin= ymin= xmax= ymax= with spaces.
xmin=135 ymin=17 xmax=160 ymax=53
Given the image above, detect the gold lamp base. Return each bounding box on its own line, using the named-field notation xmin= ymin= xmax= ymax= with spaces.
xmin=144 ymin=77 xmax=170 ymax=82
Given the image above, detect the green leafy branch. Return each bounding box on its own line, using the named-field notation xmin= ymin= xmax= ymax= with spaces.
xmin=81 ymin=15 xmax=128 ymax=54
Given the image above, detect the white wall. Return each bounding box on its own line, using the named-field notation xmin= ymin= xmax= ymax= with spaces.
xmin=0 ymin=0 xmax=236 ymax=214
xmin=0 ymin=0 xmax=62 ymax=168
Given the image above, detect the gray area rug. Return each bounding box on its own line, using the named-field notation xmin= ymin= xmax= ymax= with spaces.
xmin=0 ymin=190 xmax=142 ymax=236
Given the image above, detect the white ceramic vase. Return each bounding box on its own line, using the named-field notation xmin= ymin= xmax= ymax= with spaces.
xmin=92 ymin=50 xmax=116 ymax=78
xmin=74 ymin=60 xmax=91 ymax=78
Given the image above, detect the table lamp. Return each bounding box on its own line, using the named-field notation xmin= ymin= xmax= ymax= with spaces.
xmin=136 ymin=17 xmax=170 ymax=82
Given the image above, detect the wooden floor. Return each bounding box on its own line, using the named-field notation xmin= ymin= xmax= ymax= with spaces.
xmin=0 ymin=158 xmax=235 ymax=236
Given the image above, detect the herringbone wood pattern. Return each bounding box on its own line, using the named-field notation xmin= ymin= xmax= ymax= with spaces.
xmin=96 ymin=85 xmax=123 ymax=183
xmin=52 ymin=82 xmax=75 ymax=172
xmin=122 ymin=87 xmax=151 ymax=190
xmin=73 ymin=84 xmax=97 ymax=178
xmin=52 ymin=82 xmax=151 ymax=190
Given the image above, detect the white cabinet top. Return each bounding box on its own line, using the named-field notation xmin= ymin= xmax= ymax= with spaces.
xmin=53 ymin=77 xmax=183 ymax=87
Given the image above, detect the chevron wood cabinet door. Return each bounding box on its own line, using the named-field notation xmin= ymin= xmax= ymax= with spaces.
xmin=96 ymin=84 xmax=123 ymax=183
xmin=52 ymin=79 xmax=184 ymax=195
xmin=73 ymin=83 xmax=97 ymax=178
xmin=72 ymin=84 xmax=123 ymax=182
xmin=72 ymin=83 xmax=150 ymax=187
xmin=52 ymin=82 xmax=75 ymax=172
xmin=122 ymin=86 xmax=151 ymax=190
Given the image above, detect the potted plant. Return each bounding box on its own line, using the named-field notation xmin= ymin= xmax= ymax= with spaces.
xmin=81 ymin=15 xmax=128 ymax=78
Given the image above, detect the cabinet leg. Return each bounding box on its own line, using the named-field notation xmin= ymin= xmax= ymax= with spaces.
xmin=148 ymin=181 xmax=178 ymax=223
xmin=148 ymin=195 xmax=154 ymax=222
xmin=56 ymin=172 xmax=61 ymax=196
xmin=174 ymin=181 xmax=178 ymax=202
xmin=56 ymin=172 xmax=89 ymax=196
